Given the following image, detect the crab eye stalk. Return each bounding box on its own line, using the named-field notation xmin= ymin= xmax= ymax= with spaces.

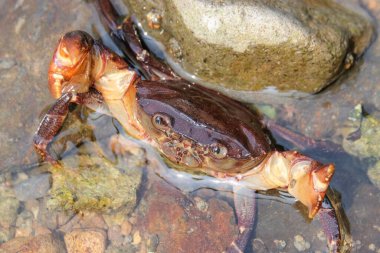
xmin=210 ymin=143 xmax=228 ymax=159
xmin=152 ymin=113 xmax=172 ymax=131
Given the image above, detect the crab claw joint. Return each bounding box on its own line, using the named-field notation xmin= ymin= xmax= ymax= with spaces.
xmin=287 ymin=156 xmax=335 ymax=218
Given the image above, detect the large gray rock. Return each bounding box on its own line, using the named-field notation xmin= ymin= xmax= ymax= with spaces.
xmin=124 ymin=0 xmax=373 ymax=98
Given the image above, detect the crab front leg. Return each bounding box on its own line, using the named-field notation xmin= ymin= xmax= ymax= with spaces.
xmin=96 ymin=0 xmax=179 ymax=81
xmin=34 ymin=88 xmax=105 ymax=163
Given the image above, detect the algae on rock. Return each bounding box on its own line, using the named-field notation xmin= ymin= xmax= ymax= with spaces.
xmin=47 ymin=154 xmax=143 ymax=213
xmin=342 ymin=104 xmax=380 ymax=159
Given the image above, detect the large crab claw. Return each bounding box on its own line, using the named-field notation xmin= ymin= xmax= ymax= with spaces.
xmin=48 ymin=31 xmax=94 ymax=98
xmin=285 ymin=151 xmax=335 ymax=218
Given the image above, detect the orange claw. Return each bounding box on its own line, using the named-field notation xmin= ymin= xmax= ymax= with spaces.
xmin=48 ymin=31 xmax=94 ymax=98
xmin=285 ymin=151 xmax=335 ymax=218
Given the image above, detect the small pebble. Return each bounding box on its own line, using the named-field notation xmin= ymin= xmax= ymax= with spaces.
xmin=194 ymin=196 xmax=208 ymax=212
xmin=64 ymin=229 xmax=106 ymax=253
xmin=147 ymin=234 xmax=160 ymax=252
xmin=352 ymin=240 xmax=362 ymax=250
xmin=132 ymin=231 xmax=141 ymax=245
xmin=252 ymin=238 xmax=269 ymax=253
xmin=369 ymin=243 xmax=376 ymax=251
xmin=293 ymin=235 xmax=310 ymax=252
xmin=317 ymin=230 xmax=326 ymax=241
xmin=120 ymin=220 xmax=132 ymax=236
xmin=14 ymin=174 xmax=51 ymax=201
xmin=273 ymin=239 xmax=286 ymax=250
xmin=107 ymin=225 xmax=123 ymax=247
xmin=0 ymin=58 xmax=16 ymax=70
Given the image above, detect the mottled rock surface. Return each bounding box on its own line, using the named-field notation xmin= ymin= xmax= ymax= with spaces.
xmin=14 ymin=174 xmax=51 ymax=201
xmin=124 ymin=0 xmax=373 ymax=95
xmin=342 ymin=104 xmax=380 ymax=158
xmin=0 ymin=233 xmax=66 ymax=253
xmin=47 ymin=152 xmax=143 ymax=213
xmin=0 ymin=185 xmax=20 ymax=243
xmin=134 ymin=180 xmax=238 ymax=253
xmin=64 ymin=229 xmax=107 ymax=253
xmin=368 ymin=161 xmax=380 ymax=189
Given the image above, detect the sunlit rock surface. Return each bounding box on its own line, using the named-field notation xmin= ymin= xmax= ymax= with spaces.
xmin=124 ymin=0 xmax=373 ymax=95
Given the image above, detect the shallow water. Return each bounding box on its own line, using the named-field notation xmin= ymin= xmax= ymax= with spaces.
xmin=0 ymin=0 xmax=379 ymax=252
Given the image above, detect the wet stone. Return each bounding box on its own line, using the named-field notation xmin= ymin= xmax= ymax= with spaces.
xmin=15 ymin=210 xmax=34 ymax=238
xmin=0 ymin=186 xmax=20 ymax=230
xmin=0 ymin=58 xmax=16 ymax=70
xmin=294 ymin=235 xmax=311 ymax=252
xmin=37 ymin=197 xmax=75 ymax=231
xmin=367 ymin=160 xmax=380 ymax=189
xmin=47 ymin=153 xmax=143 ymax=213
xmin=125 ymin=0 xmax=373 ymax=97
xmin=0 ymin=233 xmax=66 ymax=253
xmin=134 ymin=180 xmax=237 ymax=253
xmin=108 ymin=225 xmax=124 ymax=247
xmin=14 ymin=174 xmax=51 ymax=201
xmin=64 ymin=229 xmax=107 ymax=253
xmin=120 ymin=220 xmax=132 ymax=236
xmin=252 ymin=238 xmax=269 ymax=253
xmin=273 ymin=239 xmax=287 ymax=250
xmin=342 ymin=104 xmax=380 ymax=158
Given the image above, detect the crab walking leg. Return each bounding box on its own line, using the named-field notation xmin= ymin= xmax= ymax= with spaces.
xmin=316 ymin=196 xmax=341 ymax=252
xmin=33 ymin=89 xmax=105 ymax=163
xmin=96 ymin=0 xmax=179 ymax=80
xmin=264 ymin=119 xmax=344 ymax=154
xmin=34 ymin=92 xmax=75 ymax=163
xmin=226 ymin=186 xmax=256 ymax=253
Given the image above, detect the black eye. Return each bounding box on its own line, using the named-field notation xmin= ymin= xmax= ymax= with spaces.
xmin=210 ymin=143 xmax=228 ymax=159
xmin=152 ymin=113 xmax=171 ymax=131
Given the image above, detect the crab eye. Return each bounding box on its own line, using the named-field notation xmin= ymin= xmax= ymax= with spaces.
xmin=152 ymin=113 xmax=171 ymax=131
xmin=210 ymin=143 xmax=228 ymax=159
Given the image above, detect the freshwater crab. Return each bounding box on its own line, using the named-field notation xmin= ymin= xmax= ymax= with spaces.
xmin=34 ymin=0 xmax=344 ymax=252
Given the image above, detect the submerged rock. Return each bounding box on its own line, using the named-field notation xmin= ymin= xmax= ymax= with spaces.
xmin=64 ymin=229 xmax=107 ymax=253
xmin=124 ymin=0 xmax=373 ymax=97
xmin=341 ymin=104 xmax=380 ymax=158
xmin=134 ymin=180 xmax=237 ymax=253
xmin=0 ymin=185 xmax=20 ymax=243
xmin=0 ymin=233 xmax=66 ymax=253
xmin=367 ymin=161 xmax=380 ymax=189
xmin=14 ymin=174 xmax=51 ymax=201
xmin=47 ymin=153 xmax=143 ymax=213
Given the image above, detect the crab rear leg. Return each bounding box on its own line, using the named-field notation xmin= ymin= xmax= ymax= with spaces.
xmin=225 ymin=186 xmax=256 ymax=253
xmin=264 ymin=119 xmax=344 ymax=154
xmin=96 ymin=0 xmax=179 ymax=81
xmin=34 ymin=88 xmax=105 ymax=164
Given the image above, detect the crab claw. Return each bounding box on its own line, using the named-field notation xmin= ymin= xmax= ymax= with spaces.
xmin=48 ymin=31 xmax=94 ymax=98
xmin=286 ymin=152 xmax=335 ymax=218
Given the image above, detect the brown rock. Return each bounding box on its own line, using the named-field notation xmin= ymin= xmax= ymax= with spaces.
xmin=0 ymin=233 xmax=65 ymax=253
xmin=64 ymin=229 xmax=107 ymax=253
xmin=108 ymin=225 xmax=124 ymax=247
xmin=135 ymin=180 xmax=237 ymax=253
xmin=120 ymin=220 xmax=132 ymax=236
